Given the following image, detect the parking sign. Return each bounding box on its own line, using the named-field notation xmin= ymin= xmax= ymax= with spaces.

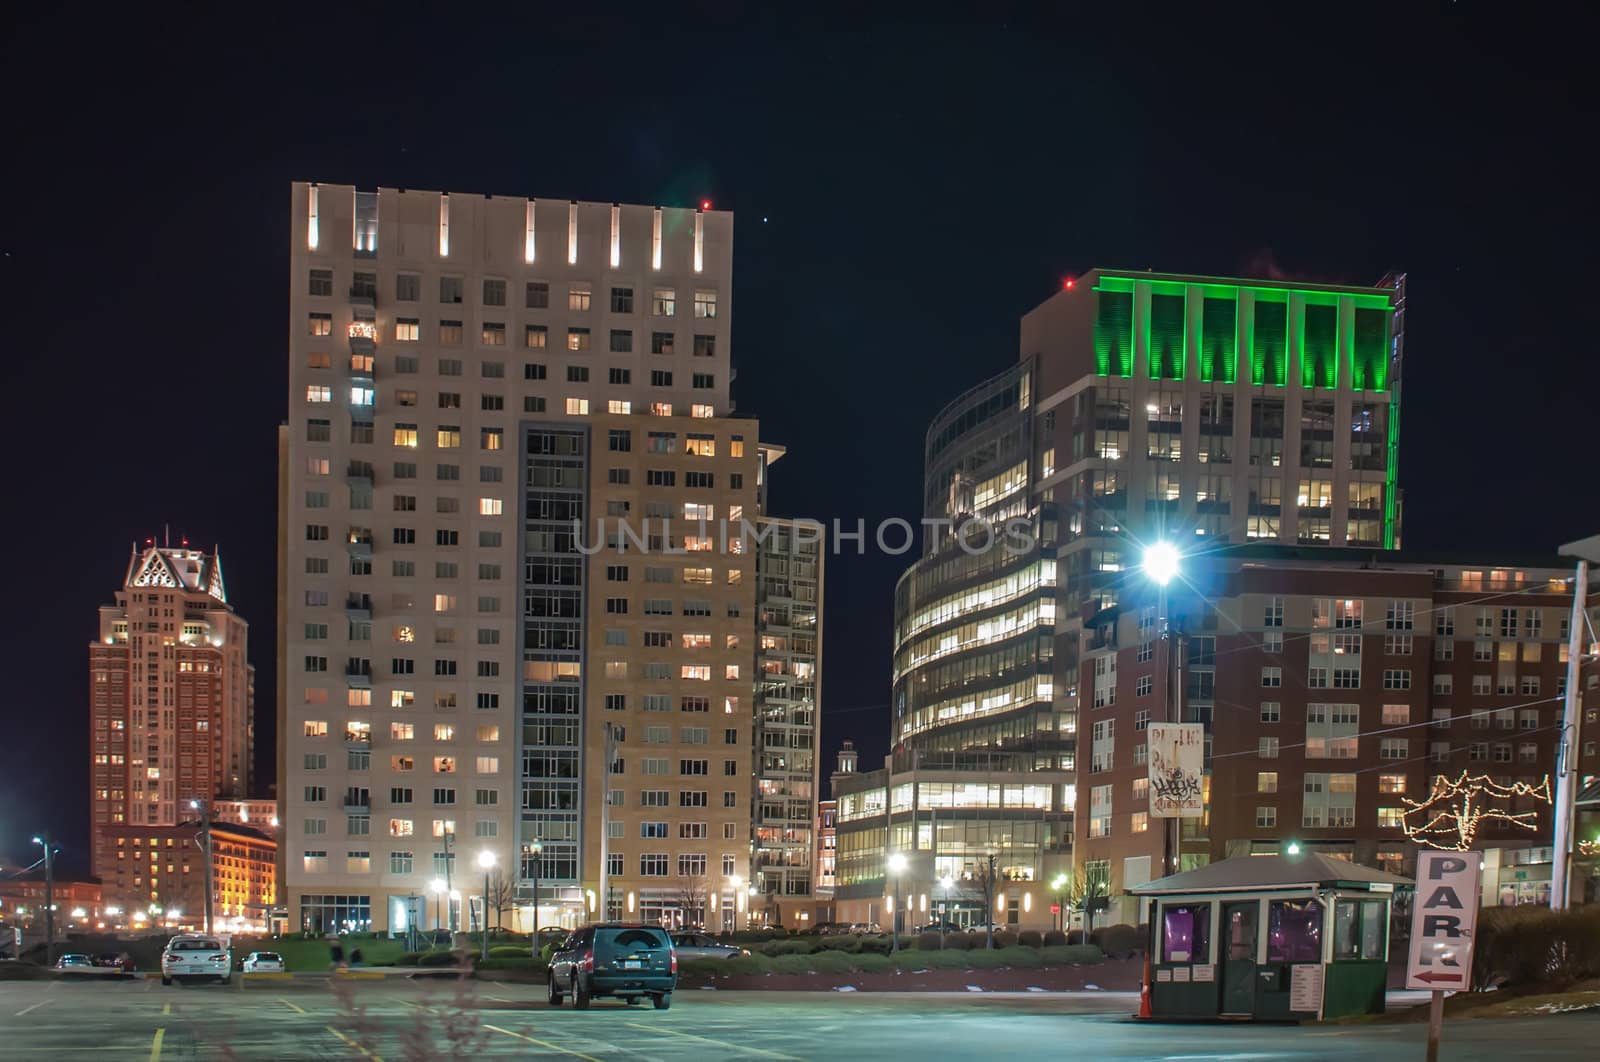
xmin=1406 ymin=850 xmax=1481 ymax=991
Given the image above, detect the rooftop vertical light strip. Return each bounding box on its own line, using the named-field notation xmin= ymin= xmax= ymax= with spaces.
xmin=438 ymin=194 xmax=450 ymax=258
xmin=567 ymin=202 xmax=578 ymax=265
xmin=693 ymin=209 xmax=704 ymax=274
xmin=1094 ymin=290 xmax=1133 ymax=377
xmin=1252 ymin=299 xmax=1288 ymax=387
xmin=1383 ymin=395 xmax=1400 ymax=548
xmin=609 ymin=204 xmax=621 ymax=269
xmin=1149 ymin=293 xmax=1186 ymax=380
xmin=651 ymin=208 xmax=663 ymax=271
xmin=1200 ymin=296 xmax=1237 ymax=384
xmin=1352 ymin=308 xmax=1389 ymax=391
xmin=306 ymin=185 xmax=319 ymax=251
xmin=524 ymin=200 xmax=536 ymax=264
xmin=1303 ymin=304 xmax=1338 ymax=389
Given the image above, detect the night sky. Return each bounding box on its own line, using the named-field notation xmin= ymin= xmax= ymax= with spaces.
xmin=4 ymin=8 xmax=1595 ymax=874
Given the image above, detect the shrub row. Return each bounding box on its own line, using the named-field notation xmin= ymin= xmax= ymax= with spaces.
xmin=681 ymin=943 xmax=1102 ymax=978
xmin=1472 ymin=906 xmax=1600 ymax=990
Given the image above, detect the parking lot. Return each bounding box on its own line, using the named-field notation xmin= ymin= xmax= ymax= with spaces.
xmin=2 ymin=975 xmax=1597 ymax=1060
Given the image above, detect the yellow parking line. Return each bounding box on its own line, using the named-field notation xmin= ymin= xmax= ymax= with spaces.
xmin=279 ymin=996 xmax=307 ymax=1014
xmin=162 ymin=1002 xmax=171 ymax=1016
xmin=15 ymin=1000 xmax=51 ymax=1016
xmin=485 ymin=1023 xmax=603 ymax=1062
xmin=148 ymin=1027 xmax=165 ymax=1062
xmin=327 ymin=1025 xmax=383 ymax=1061
xmin=626 ymin=1022 xmax=809 ymax=1061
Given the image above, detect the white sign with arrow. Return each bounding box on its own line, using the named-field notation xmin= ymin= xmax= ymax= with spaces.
xmin=1406 ymin=850 xmax=1481 ymax=991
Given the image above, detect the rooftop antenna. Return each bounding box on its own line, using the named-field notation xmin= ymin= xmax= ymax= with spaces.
xmin=164 ymin=523 xmax=170 ymax=548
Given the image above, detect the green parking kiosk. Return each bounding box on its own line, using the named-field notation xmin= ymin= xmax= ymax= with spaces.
xmin=1131 ymin=853 xmax=1412 ymax=1021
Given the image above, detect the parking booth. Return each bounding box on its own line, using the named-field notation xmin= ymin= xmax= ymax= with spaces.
xmin=1130 ymin=853 xmax=1412 ymax=1021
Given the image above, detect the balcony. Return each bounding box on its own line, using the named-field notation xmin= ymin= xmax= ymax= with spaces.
xmin=344 ymin=662 xmax=373 ymax=688
xmin=346 ymin=461 xmax=374 ymax=489
xmin=344 ymin=728 xmax=372 ymax=748
xmin=342 ymin=792 xmax=372 ymax=814
xmin=344 ymin=593 xmax=373 ymax=620
xmin=346 ymin=532 xmax=373 ymax=560
xmin=348 ymin=319 xmax=376 ymax=357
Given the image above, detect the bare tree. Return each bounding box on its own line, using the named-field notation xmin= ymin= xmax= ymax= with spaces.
xmin=674 ymin=874 xmax=709 ymax=929
xmin=487 ymin=871 xmax=516 ymax=932
xmin=1068 ymin=874 xmax=1109 ymax=937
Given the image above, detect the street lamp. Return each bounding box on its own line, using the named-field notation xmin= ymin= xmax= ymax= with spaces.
xmin=1051 ymin=873 xmax=1069 ymax=933
xmin=428 ymin=878 xmax=446 ymax=931
xmin=887 ymin=853 xmax=909 ymax=950
xmin=526 ymin=840 xmax=543 ymax=960
xmin=1286 ymin=841 xmax=1302 ymax=856
xmin=938 ymin=875 xmax=954 ymax=949
xmin=1142 ymin=540 xmax=1184 ymax=878
xmin=32 ymin=835 xmax=55 ymax=964
xmin=477 ymin=850 xmax=496 ymax=961
xmin=747 ymin=884 xmax=758 ymax=930
xmin=726 ymin=874 xmax=742 ymax=934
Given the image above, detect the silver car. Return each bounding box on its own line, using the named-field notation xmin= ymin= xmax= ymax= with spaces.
xmin=669 ymin=932 xmax=748 ymax=960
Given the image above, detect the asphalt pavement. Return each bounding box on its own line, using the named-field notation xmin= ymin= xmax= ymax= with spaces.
xmin=0 ymin=976 xmax=1594 ymax=1060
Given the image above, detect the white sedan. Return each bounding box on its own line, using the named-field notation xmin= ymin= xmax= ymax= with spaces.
xmin=241 ymin=951 xmax=286 ymax=973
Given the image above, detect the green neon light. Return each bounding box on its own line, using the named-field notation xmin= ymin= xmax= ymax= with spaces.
xmin=1095 ymin=272 xmax=1393 ymax=309
xmin=1095 ymin=291 xmax=1133 ymax=377
xmin=1352 ymin=308 xmax=1389 ymax=391
xmin=1200 ymin=297 xmax=1236 ymax=384
xmin=1302 ymin=304 xmax=1338 ymax=389
xmin=1148 ymin=293 xmax=1185 ymax=380
xmin=1252 ymin=299 xmax=1288 ymax=387
xmin=1383 ymin=396 xmax=1400 ymax=548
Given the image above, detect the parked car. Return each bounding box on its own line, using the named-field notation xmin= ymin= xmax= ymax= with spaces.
xmin=161 ymin=934 xmax=232 ymax=985
xmin=93 ymin=953 xmax=136 ymax=973
xmin=846 ymin=921 xmax=882 ymax=934
xmin=241 ymin=951 xmax=285 ymax=973
xmin=548 ymin=924 xmax=677 ymax=1010
xmin=54 ymin=954 xmax=97 ymax=972
xmin=669 ymin=932 xmax=748 ymax=960
xmin=917 ymin=921 xmax=962 ymax=933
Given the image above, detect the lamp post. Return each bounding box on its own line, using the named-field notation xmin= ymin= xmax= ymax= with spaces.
xmin=726 ymin=875 xmax=742 ymax=934
xmin=477 ymin=850 xmax=496 ymax=961
xmin=1142 ymin=541 xmax=1183 ymax=878
xmin=938 ymin=875 xmax=954 ymax=949
xmin=1552 ymin=533 xmax=1600 ymax=910
xmin=31 ymin=835 xmax=55 ymax=964
xmin=526 ymin=840 xmax=543 ymax=960
xmin=190 ymin=799 xmax=216 ymax=936
xmin=1051 ymin=873 xmax=1069 ymax=933
xmin=747 ymin=884 xmax=758 ymax=930
xmin=983 ymin=846 xmax=998 ymax=950
xmin=428 ymin=878 xmax=446 ymax=931
xmin=886 ymin=853 xmax=908 ymax=951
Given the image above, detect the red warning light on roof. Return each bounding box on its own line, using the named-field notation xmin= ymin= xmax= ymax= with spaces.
xmin=1063 ymin=277 xmax=1076 ymax=290
xmin=701 ymin=200 xmax=711 ymax=211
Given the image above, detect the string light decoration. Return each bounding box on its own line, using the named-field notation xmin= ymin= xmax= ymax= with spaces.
xmin=1399 ymin=771 xmax=1552 ymax=851
xmin=1579 ymin=838 xmax=1600 ymax=858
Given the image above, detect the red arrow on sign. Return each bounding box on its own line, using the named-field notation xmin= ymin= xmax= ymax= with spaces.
xmin=1414 ymin=971 xmax=1464 ymax=985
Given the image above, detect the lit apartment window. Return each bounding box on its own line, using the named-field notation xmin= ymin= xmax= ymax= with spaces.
xmin=694 ymin=290 xmax=718 ymax=318
xmin=481 ymin=322 xmax=506 ymax=346
xmin=476 ymin=756 xmax=498 ymax=774
xmin=306 ymin=385 xmax=331 ymax=403
xmin=653 ymin=288 xmax=676 ymax=316
xmin=394 ymin=424 xmax=418 ymax=448
xmin=691 ymin=404 xmax=714 ymax=419
xmin=565 ymin=398 xmax=589 ymax=416
xmin=437 ymin=427 xmax=461 ymax=449
xmin=481 ymin=428 xmax=502 ymax=451
xmin=396 ymin=319 xmax=420 ymax=342
xmin=651 ymin=402 xmax=673 ymax=416
xmin=479 ymin=498 xmax=502 ymax=516
xmin=309 ymin=313 xmax=332 ymax=336
xmin=570 ymin=285 xmax=591 ymax=312
xmin=568 ymin=328 xmax=591 ymax=351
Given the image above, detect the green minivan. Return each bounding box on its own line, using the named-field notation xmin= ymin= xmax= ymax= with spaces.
xmin=548 ymin=924 xmax=678 ymax=1010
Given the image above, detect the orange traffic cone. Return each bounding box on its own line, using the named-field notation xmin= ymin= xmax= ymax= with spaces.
xmin=1136 ymin=955 xmax=1153 ymax=1020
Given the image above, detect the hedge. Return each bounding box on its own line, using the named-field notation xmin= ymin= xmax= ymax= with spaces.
xmin=678 ymin=944 xmax=1103 ymax=978
xmin=1473 ymin=906 xmax=1600 ymax=989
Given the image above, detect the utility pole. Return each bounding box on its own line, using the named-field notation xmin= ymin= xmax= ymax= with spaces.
xmin=441 ymin=831 xmax=455 ymax=929
xmin=526 ymin=840 xmax=543 ymax=959
xmin=1551 ymin=538 xmax=1596 ymax=910
xmin=190 ymin=799 xmax=215 ymax=935
xmin=599 ymin=723 xmax=616 ymax=921
xmin=32 ymin=835 xmax=55 ymax=964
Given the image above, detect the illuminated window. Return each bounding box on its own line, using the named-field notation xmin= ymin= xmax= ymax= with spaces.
xmin=309 ymin=313 xmax=332 ymax=336
xmin=437 ymin=427 xmax=461 ymax=449
xmin=691 ymin=404 xmax=714 ymax=419
xmin=393 ymin=424 xmax=418 ymax=448
xmin=565 ymin=398 xmax=589 ymax=416
xmin=475 ymin=756 xmax=498 ymax=774
xmin=391 ymin=723 xmax=414 ymax=741
xmin=681 ymin=665 xmax=711 ymax=681
xmin=306 ymin=385 xmax=331 ymax=403
xmin=478 ymin=497 xmax=503 ymax=517
xmin=304 ymin=721 xmax=328 ymax=738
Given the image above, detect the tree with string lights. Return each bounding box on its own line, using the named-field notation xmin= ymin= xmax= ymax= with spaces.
xmin=1399 ymin=771 xmax=1552 ymax=851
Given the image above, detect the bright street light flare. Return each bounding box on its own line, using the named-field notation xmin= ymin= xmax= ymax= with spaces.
xmin=1142 ymin=541 xmax=1181 ymax=586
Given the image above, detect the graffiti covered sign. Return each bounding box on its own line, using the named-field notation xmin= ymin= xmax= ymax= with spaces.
xmin=1147 ymin=723 xmax=1205 ymax=818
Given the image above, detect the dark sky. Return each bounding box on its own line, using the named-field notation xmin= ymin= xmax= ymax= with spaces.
xmin=3 ymin=7 xmax=1596 ymax=874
